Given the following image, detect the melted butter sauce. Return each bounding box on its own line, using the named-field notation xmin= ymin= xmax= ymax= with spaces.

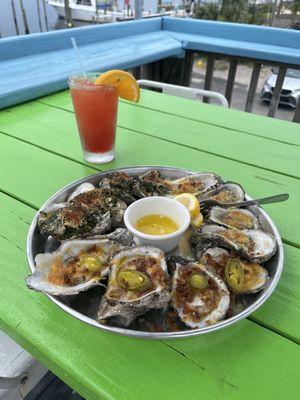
xmin=135 ymin=214 xmax=178 ymax=235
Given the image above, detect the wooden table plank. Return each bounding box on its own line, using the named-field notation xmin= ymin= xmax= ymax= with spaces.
xmin=1 ymin=192 xmax=299 ymax=400
xmin=32 ymin=94 xmax=300 ymax=179
xmin=0 ymin=103 xmax=299 ymax=248
xmin=250 ymin=243 xmax=300 ymax=343
xmin=117 ymin=103 xmax=299 ymax=179
xmin=38 ymin=90 xmax=300 ymax=147
xmin=136 ymin=90 xmax=300 ymax=146
xmin=0 ymin=132 xmax=299 ymax=343
xmin=0 ymin=132 xmax=96 ymax=208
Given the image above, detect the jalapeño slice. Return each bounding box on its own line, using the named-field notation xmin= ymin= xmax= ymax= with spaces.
xmin=189 ymin=271 xmax=208 ymax=290
xmin=116 ymin=269 xmax=151 ymax=291
xmin=78 ymin=254 xmax=103 ymax=272
xmin=225 ymin=259 xmax=245 ymax=292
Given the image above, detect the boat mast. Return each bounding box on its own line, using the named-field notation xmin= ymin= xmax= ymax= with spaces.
xmin=134 ymin=0 xmax=143 ymax=19
xmin=64 ymin=0 xmax=74 ymax=27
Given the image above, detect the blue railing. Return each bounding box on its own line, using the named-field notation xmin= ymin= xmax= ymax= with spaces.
xmin=0 ymin=17 xmax=300 ymax=121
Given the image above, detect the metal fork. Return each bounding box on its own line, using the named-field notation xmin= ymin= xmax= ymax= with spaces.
xmin=200 ymin=193 xmax=289 ymax=209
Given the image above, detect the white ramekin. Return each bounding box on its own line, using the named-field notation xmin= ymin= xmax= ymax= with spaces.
xmin=124 ymin=196 xmax=191 ymax=253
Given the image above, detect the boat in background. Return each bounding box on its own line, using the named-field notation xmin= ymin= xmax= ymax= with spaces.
xmin=47 ymin=0 xmax=124 ymax=23
xmin=46 ymin=0 xmax=180 ymax=23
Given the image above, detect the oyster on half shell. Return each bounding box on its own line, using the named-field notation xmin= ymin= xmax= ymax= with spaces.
xmin=199 ymin=246 xmax=231 ymax=277
xmin=98 ymin=246 xmax=170 ymax=327
xmin=99 ymin=172 xmax=137 ymax=204
xmin=38 ymin=188 xmax=127 ymax=241
xmin=26 ymin=230 xmax=133 ymax=296
xmin=67 ymin=182 xmax=95 ymax=201
xmin=171 ymin=261 xmax=230 ymax=328
xmin=191 ymin=224 xmax=276 ymax=263
xmin=199 ymin=182 xmax=245 ymax=204
xmin=208 ymin=207 xmax=260 ymax=230
xmin=199 ymin=247 xmax=269 ymax=294
xmin=134 ymin=170 xmax=222 ymax=198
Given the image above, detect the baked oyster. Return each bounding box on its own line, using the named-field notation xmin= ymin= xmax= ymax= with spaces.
xmin=199 ymin=247 xmax=231 ymax=277
xmin=98 ymin=246 xmax=170 ymax=327
xmin=171 ymin=261 xmax=230 ymax=328
xmin=224 ymin=258 xmax=269 ymax=294
xmin=67 ymin=182 xmax=95 ymax=201
xmin=191 ymin=224 xmax=276 ymax=263
xmin=38 ymin=188 xmax=127 ymax=241
xmin=26 ymin=230 xmax=133 ymax=296
xmin=134 ymin=170 xmax=222 ymax=198
xmin=199 ymin=182 xmax=245 ymax=204
xmin=207 ymin=207 xmax=260 ymax=230
xmin=99 ymin=172 xmax=137 ymax=204
xmin=199 ymin=247 xmax=269 ymax=293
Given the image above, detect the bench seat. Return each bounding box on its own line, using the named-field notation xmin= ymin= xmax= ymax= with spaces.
xmin=163 ymin=17 xmax=300 ymax=66
xmin=167 ymin=31 xmax=300 ymax=65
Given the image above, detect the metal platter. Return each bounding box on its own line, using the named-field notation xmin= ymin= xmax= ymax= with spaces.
xmin=26 ymin=166 xmax=284 ymax=339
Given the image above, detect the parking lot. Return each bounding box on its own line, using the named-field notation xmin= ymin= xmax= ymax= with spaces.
xmin=191 ymin=62 xmax=295 ymax=122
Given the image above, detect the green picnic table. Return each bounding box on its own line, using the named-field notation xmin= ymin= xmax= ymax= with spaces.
xmin=0 ymin=89 xmax=299 ymax=400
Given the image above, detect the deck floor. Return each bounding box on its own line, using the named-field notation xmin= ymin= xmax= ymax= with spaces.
xmin=25 ymin=372 xmax=84 ymax=400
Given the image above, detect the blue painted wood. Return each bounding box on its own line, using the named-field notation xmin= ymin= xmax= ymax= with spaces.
xmin=0 ymin=18 xmax=163 ymax=61
xmin=163 ymin=17 xmax=300 ymax=65
xmin=1 ymin=16 xmax=300 ymax=109
xmin=0 ymin=31 xmax=183 ymax=109
xmin=163 ymin=17 xmax=300 ymax=48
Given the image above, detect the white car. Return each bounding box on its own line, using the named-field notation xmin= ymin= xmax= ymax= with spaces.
xmin=261 ymin=68 xmax=300 ymax=108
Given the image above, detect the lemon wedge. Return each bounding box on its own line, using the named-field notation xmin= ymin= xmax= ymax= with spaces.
xmin=175 ymin=193 xmax=203 ymax=228
xmin=175 ymin=193 xmax=200 ymax=217
xmin=190 ymin=213 xmax=203 ymax=228
xmin=95 ymin=70 xmax=140 ymax=102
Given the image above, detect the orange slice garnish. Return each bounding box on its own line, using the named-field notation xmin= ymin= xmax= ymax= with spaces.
xmin=95 ymin=70 xmax=140 ymax=102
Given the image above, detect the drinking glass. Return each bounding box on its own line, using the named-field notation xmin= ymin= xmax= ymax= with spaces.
xmin=68 ymin=73 xmax=118 ymax=164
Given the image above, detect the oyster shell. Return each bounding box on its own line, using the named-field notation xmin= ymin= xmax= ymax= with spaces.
xmin=86 ymin=228 xmax=133 ymax=245
xmin=171 ymin=261 xmax=230 ymax=328
xmin=99 ymin=172 xmax=137 ymax=204
xmin=208 ymin=207 xmax=260 ymax=230
xmin=38 ymin=188 xmax=127 ymax=241
xmin=199 ymin=246 xmax=230 ymax=277
xmin=67 ymin=182 xmax=95 ymax=201
xmin=97 ymin=246 xmax=170 ymax=327
xmin=26 ymin=234 xmax=130 ymax=296
xmin=200 ymin=182 xmax=245 ymax=204
xmin=134 ymin=170 xmax=222 ymax=198
xmin=191 ymin=224 xmax=276 ymax=263
xmin=199 ymin=247 xmax=269 ymax=293
xmin=168 ymin=228 xmax=195 ymax=261
xmin=225 ymin=259 xmax=269 ymax=294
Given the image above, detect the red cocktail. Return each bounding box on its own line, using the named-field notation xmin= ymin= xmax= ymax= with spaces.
xmin=69 ymin=73 xmax=118 ymax=164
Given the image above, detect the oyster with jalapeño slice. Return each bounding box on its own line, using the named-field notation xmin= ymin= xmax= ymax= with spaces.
xmin=199 ymin=247 xmax=269 ymax=294
xmin=97 ymin=246 xmax=170 ymax=327
xmin=171 ymin=261 xmax=230 ymax=328
xmin=26 ymin=231 xmax=133 ymax=296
